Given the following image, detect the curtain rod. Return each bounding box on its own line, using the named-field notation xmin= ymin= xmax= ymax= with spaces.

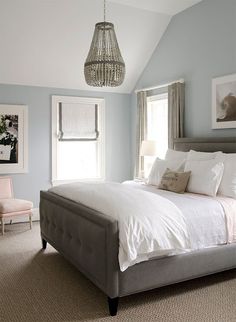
xmin=135 ymin=78 xmax=185 ymax=93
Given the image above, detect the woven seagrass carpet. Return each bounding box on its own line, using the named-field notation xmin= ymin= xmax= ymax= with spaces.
xmin=0 ymin=222 xmax=236 ymax=322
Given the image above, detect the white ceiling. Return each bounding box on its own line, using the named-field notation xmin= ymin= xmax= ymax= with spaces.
xmin=108 ymin=0 xmax=202 ymax=15
xmin=0 ymin=0 xmax=202 ymax=94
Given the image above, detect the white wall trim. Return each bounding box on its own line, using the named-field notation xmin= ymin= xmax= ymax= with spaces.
xmin=147 ymin=92 xmax=168 ymax=102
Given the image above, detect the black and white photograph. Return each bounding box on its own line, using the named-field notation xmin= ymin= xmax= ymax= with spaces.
xmin=212 ymin=73 xmax=236 ymax=129
xmin=0 ymin=114 xmax=19 ymax=163
xmin=0 ymin=104 xmax=28 ymax=174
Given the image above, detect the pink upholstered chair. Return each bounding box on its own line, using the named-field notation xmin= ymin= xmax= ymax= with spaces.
xmin=0 ymin=177 xmax=33 ymax=235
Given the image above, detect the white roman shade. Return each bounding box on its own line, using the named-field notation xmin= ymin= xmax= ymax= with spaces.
xmin=58 ymin=102 xmax=98 ymax=141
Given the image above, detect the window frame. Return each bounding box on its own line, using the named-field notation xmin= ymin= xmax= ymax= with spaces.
xmin=51 ymin=95 xmax=105 ymax=186
xmin=147 ymin=92 xmax=168 ymax=104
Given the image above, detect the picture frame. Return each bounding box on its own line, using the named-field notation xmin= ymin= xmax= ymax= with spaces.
xmin=0 ymin=104 xmax=28 ymax=173
xmin=212 ymin=73 xmax=236 ymax=129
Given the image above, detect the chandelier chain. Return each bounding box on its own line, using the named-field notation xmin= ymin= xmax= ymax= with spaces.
xmin=104 ymin=0 xmax=106 ymax=22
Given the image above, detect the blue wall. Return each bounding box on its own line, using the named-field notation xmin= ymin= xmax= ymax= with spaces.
xmin=0 ymin=84 xmax=132 ymax=206
xmin=131 ymin=0 xmax=236 ymax=170
xmin=1 ymin=0 xmax=236 ymax=204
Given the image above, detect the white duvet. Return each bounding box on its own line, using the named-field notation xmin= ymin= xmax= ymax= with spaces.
xmin=49 ymin=181 xmax=236 ymax=271
xmin=124 ymin=181 xmax=228 ymax=249
xmin=50 ymin=182 xmax=191 ymax=271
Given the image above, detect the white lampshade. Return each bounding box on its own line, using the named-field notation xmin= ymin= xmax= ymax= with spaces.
xmin=140 ymin=140 xmax=158 ymax=156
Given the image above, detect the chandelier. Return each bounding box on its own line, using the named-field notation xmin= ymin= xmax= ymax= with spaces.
xmin=84 ymin=0 xmax=125 ymax=87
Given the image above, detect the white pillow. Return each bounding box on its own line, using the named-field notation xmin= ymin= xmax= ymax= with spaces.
xmin=165 ymin=149 xmax=188 ymax=162
xmin=218 ymin=154 xmax=236 ymax=199
xmin=184 ymin=159 xmax=224 ymax=197
xmin=187 ymin=150 xmax=223 ymax=161
xmin=147 ymin=158 xmax=184 ymax=186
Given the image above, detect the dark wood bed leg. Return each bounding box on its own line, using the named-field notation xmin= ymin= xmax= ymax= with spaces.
xmin=108 ymin=297 xmax=119 ymax=316
xmin=42 ymin=238 xmax=47 ymax=249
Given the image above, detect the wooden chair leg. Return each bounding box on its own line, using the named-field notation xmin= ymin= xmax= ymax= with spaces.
xmin=29 ymin=213 xmax=32 ymax=229
xmin=1 ymin=218 xmax=4 ymax=235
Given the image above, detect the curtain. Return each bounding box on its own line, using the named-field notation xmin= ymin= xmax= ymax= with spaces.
xmin=168 ymin=82 xmax=185 ymax=149
xmin=135 ymin=91 xmax=147 ymax=178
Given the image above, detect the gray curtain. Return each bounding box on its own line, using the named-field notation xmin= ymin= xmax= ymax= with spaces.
xmin=168 ymin=82 xmax=185 ymax=149
xmin=135 ymin=91 xmax=147 ymax=178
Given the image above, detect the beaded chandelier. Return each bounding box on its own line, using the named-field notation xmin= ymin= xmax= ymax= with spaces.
xmin=84 ymin=0 xmax=125 ymax=87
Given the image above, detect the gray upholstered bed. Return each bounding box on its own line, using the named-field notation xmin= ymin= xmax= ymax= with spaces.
xmin=40 ymin=137 xmax=236 ymax=316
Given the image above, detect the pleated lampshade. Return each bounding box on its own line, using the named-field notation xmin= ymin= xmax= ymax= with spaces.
xmin=84 ymin=22 xmax=125 ymax=87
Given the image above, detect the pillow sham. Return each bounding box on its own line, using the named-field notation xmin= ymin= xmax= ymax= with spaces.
xmin=218 ymin=153 xmax=236 ymax=199
xmin=184 ymin=159 xmax=224 ymax=196
xmin=165 ymin=149 xmax=188 ymax=162
xmin=187 ymin=150 xmax=223 ymax=161
xmin=158 ymin=168 xmax=191 ymax=193
xmin=147 ymin=158 xmax=184 ymax=186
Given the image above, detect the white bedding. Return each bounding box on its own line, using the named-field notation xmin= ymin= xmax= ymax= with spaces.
xmin=49 ymin=181 xmax=234 ymax=271
xmin=124 ymin=181 xmax=227 ymax=250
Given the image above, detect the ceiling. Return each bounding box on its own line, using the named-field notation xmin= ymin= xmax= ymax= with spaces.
xmin=108 ymin=0 xmax=202 ymax=15
xmin=0 ymin=0 xmax=202 ymax=94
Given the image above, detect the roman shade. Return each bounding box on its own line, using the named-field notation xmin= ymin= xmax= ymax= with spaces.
xmin=59 ymin=103 xmax=99 ymax=141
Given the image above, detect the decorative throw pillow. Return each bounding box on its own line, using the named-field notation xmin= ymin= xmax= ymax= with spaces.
xmin=158 ymin=168 xmax=191 ymax=193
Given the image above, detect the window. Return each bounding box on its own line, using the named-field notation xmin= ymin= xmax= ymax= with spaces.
xmin=52 ymin=96 xmax=105 ymax=184
xmin=145 ymin=93 xmax=168 ymax=174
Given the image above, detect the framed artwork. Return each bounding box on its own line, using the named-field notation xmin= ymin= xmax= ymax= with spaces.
xmin=0 ymin=105 xmax=28 ymax=173
xmin=212 ymin=73 xmax=236 ymax=129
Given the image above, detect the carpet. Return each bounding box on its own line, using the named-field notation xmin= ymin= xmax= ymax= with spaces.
xmin=0 ymin=222 xmax=236 ymax=322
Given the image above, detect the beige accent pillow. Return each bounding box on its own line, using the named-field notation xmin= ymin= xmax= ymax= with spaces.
xmin=158 ymin=168 xmax=191 ymax=194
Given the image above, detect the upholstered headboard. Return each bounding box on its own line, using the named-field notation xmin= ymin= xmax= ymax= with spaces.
xmin=173 ymin=137 xmax=236 ymax=153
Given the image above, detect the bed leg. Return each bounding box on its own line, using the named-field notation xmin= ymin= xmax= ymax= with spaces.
xmin=108 ymin=297 xmax=119 ymax=316
xmin=42 ymin=238 xmax=47 ymax=249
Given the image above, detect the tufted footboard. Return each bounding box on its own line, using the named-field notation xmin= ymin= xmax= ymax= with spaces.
xmin=40 ymin=190 xmax=236 ymax=316
xmin=39 ymin=191 xmax=120 ymax=303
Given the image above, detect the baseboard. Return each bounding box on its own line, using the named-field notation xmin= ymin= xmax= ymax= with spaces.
xmin=4 ymin=208 xmax=39 ymax=224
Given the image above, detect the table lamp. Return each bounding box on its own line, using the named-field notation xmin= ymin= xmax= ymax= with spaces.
xmin=140 ymin=140 xmax=158 ymax=178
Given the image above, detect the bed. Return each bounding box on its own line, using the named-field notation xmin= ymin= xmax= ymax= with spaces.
xmin=40 ymin=137 xmax=236 ymax=316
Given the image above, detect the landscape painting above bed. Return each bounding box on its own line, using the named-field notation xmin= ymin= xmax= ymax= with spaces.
xmin=212 ymin=73 xmax=236 ymax=129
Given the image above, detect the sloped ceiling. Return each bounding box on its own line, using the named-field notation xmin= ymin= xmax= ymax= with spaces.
xmin=108 ymin=0 xmax=202 ymax=15
xmin=0 ymin=0 xmax=202 ymax=93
